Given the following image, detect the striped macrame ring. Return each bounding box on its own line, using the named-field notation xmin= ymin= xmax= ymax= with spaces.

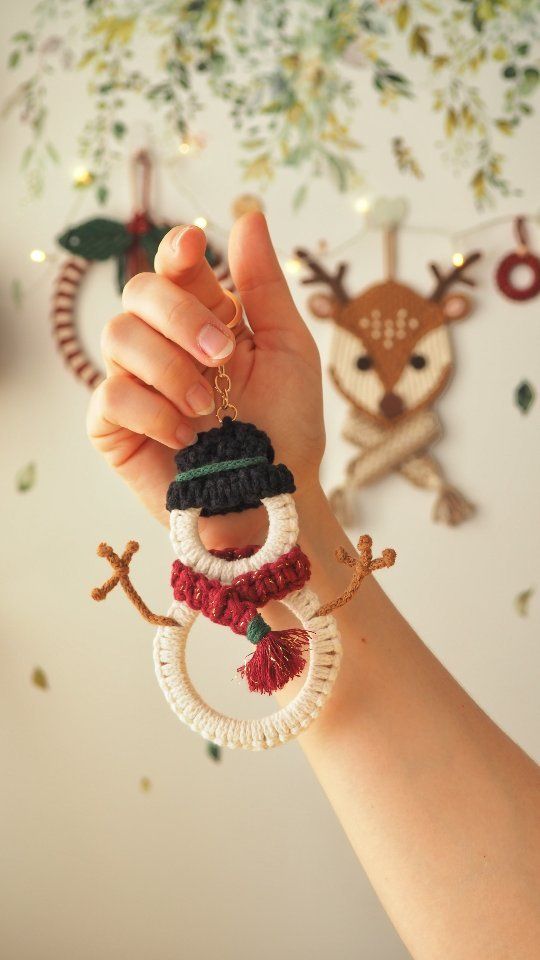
xmin=50 ymin=255 xmax=231 ymax=389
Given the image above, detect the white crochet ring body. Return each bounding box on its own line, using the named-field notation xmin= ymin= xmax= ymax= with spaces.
xmin=153 ymin=493 xmax=342 ymax=750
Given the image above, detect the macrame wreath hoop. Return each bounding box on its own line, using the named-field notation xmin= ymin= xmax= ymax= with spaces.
xmin=51 ymin=151 xmax=228 ymax=388
xmin=495 ymin=216 xmax=540 ymax=302
xmin=92 ymin=291 xmax=395 ymax=751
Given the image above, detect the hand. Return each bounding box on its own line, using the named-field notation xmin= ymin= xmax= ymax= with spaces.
xmin=87 ymin=212 xmax=325 ymax=548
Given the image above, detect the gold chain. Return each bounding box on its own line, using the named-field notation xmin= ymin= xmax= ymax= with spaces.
xmin=214 ymin=364 xmax=238 ymax=422
xmin=213 ymin=289 xmax=242 ymax=423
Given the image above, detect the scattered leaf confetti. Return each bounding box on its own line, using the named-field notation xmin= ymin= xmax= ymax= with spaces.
xmin=11 ymin=278 xmax=24 ymax=308
xmin=31 ymin=667 xmax=49 ymax=690
xmin=514 ymin=587 xmax=534 ymax=617
xmin=515 ymin=380 xmax=535 ymax=414
xmin=16 ymin=461 xmax=37 ymax=492
xmin=140 ymin=777 xmax=152 ymax=792
xmin=206 ymin=742 xmax=222 ymax=763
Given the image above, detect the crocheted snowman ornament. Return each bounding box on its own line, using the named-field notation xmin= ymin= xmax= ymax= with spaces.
xmin=93 ymin=418 xmax=395 ymax=751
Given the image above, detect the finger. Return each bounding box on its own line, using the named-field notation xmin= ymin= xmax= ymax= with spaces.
xmin=88 ymin=373 xmax=197 ymax=450
xmin=154 ymin=224 xmax=236 ymax=325
xmin=101 ymin=313 xmax=215 ymax=417
xmin=122 ymin=272 xmax=235 ymax=365
xmin=227 ymin=211 xmax=308 ymax=336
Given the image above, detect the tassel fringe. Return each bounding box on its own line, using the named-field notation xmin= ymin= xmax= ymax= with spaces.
xmin=433 ymin=485 xmax=475 ymax=526
xmin=238 ymin=628 xmax=310 ymax=695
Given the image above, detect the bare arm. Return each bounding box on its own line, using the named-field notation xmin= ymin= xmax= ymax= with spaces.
xmin=272 ymin=485 xmax=540 ymax=960
xmin=88 ymin=212 xmax=540 ymax=960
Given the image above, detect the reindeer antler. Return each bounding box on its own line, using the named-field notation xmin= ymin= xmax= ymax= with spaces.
xmin=315 ymin=534 xmax=396 ymax=617
xmin=429 ymin=251 xmax=482 ymax=302
xmin=92 ymin=541 xmax=177 ymax=627
xmin=295 ymin=248 xmax=350 ymax=303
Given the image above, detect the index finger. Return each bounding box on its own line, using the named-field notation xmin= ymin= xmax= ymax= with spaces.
xmin=154 ymin=224 xmax=236 ymax=326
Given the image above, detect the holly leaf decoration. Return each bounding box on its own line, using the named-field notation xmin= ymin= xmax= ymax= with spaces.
xmin=57 ymin=218 xmax=131 ymax=261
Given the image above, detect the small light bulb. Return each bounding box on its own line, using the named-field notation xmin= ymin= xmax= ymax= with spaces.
xmin=72 ymin=165 xmax=93 ymax=187
xmin=178 ymin=141 xmax=192 ymax=156
xmin=193 ymin=216 xmax=208 ymax=230
xmin=353 ymin=196 xmax=370 ymax=214
xmin=452 ymin=252 xmax=465 ymax=267
xmin=285 ymin=257 xmax=302 ymax=276
xmin=30 ymin=249 xmax=47 ymax=263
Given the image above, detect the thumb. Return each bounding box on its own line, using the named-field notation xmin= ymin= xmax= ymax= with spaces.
xmin=228 ymin=212 xmax=308 ymax=336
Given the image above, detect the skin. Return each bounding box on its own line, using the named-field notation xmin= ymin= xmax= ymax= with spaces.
xmin=88 ymin=212 xmax=540 ymax=960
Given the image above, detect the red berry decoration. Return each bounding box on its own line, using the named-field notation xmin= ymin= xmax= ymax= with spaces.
xmin=495 ymin=216 xmax=540 ymax=302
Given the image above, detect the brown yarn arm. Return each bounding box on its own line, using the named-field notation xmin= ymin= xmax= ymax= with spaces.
xmin=91 ymin=541 xmax=177 ymax=628
xmin=315 ymin=535 xmax=396 ymax=617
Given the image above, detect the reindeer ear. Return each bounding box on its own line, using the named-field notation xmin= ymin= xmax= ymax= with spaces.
xmin=441 ymin=292 xmax=473 ymax=323
xmin=307 ymin=292 xmax=340 ymax=320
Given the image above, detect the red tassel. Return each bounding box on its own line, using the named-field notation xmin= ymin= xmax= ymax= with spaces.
xmin=238 ymin=629 xmax=310 ymax=695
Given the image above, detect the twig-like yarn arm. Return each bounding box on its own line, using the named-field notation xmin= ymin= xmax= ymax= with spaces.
xmin=315 ymin=535 xmax=396 ymax=617
xmin=92 ymin=541 xmax=177 ymax=627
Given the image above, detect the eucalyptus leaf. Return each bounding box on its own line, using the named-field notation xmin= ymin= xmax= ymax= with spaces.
xmin=515 ymin=587 xmax=534 ymax=617
xmin=207 ymin=742 xmax=221 ymax=762
xmin=32 ymin=667 xmax=49 ymax=690
xmin=16 ymin=461 xmax=36 ymax=492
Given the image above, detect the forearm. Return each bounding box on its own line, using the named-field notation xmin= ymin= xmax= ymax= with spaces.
xmin=275 ymin=484 xmax=540 ymax=960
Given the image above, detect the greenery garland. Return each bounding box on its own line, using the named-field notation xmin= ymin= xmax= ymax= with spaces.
xmin=4 ymin=0 xmax=540 ymax=208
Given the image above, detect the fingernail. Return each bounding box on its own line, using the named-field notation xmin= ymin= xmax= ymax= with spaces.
xmin=186 ymin=383 xmax=215 ymax=416
xmin=175 ymin=424 xmax=197 ymax=446
xmin=198 ymin=323 xmax=234 ymax=360
xmin=170 ymin=225 xmax=192 ymax=253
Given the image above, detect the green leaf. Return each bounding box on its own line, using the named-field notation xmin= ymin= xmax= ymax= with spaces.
xmin=395 ymin=2 xmax=410 ymax=31
xmin=206 ymin=742 xmax=221 ymax=762
xmin=32 ymin=667 xmax=49 ymax=690
xmin=11 ymin=278 xmax=23 ymax=307
xmin=292 ymin=183 xmax=308 ymax=211
xmin=45 ymin=141 xmax=60 ymax=164
xmin=326 ymin=153 xmax=349 ymax=192
xmin=8 ymin=50 xmax=20 ymax=69
xmin=112 ymin=120 xmax=126 ymax=139
xmin=515 ymin=380 xmax=535 ymax=413
xmin=97 ymin=184 xmax=109 ymax=206
xmin=16 ymin=461 xmax=36 ymax=492
xmin=514 ymin=587 xmax=534 ymax=617
xmin=20 ymin=145 xmax=33 ymax=171
xmin=139 ymin=776 xmax=152 ymax=792
xmin=57 ymin=218 xmax=129 ymax=260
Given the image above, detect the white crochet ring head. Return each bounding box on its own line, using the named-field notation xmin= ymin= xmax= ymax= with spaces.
xmin=169 ymin=492 xmax=299 ymax=583
xmin=153 ymin=493 xmax=342 ymax=750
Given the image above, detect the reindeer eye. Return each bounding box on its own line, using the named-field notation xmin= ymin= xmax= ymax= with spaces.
xmin=356 ymin=355 xmax=373 ymax=371
xmin=410 ymin=354 xmax=427 ymax=370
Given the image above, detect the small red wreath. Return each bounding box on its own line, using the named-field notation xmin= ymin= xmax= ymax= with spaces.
xmin=495 ymin=251 xmax=540 ymax=302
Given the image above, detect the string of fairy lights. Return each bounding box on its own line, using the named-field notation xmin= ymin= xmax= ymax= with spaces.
xmin=24 ymin=151 xmax=540 ymax=289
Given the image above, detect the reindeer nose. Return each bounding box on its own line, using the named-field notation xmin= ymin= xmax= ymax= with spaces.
xmin=380 ymin=392 xmax=404 ymax=419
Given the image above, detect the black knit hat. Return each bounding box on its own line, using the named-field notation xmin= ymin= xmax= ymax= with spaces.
xmin=166 ymin=417 xmax=295 ymax=516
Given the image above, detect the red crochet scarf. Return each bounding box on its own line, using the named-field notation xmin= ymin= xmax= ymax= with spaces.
xmin=171 ymin=545 xmax=311 ymax=694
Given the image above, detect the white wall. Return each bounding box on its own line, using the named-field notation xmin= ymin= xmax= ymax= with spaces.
xmin=1 ymin=6 xmax=539 ymax=959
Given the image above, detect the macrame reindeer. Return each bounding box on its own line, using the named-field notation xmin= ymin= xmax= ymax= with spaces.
xmin=296 ymin=234 xmax=482 ymax=526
